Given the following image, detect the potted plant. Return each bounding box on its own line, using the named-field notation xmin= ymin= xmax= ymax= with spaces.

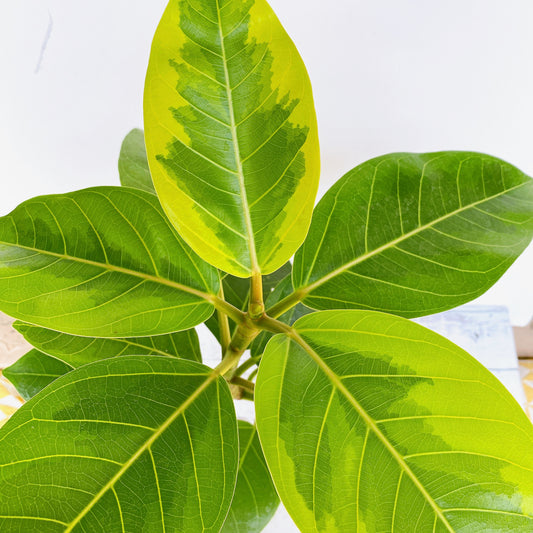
xmin=0 ymin=0 xmax=532 ymax=531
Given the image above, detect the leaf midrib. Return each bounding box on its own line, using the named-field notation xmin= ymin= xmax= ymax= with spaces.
xmin=301 ymin=180 xmax=530 ymax=295
xmin=0 ymin=240 xmax=215 ymax=303
xmin=215 ymin=0 xmax=259 ymax=275
xmin=289 ymin=330 xmax=455 ymax=532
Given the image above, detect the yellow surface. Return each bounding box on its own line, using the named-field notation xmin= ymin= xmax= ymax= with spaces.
xmin=0 ymin=375 xmax=23 ymax=428
xmin=519 ymin=359 xmax=533 ymax=421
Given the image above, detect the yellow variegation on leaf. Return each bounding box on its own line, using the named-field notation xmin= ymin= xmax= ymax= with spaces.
xmin=144 ymin=0 xmax=320 ymax=277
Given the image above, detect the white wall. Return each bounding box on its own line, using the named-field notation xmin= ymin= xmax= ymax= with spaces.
xmin=1 ymin=0 xmax=532 ymax=323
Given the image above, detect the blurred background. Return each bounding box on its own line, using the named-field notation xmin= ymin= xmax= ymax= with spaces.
xmin=1 ymin=2 xmax=533 ymax=530
xmin=1 ymin=1 xmax=532 ymax=325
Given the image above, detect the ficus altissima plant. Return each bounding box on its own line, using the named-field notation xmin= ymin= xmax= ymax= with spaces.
xmin=1 ymin=0 xmax=533 ymax=531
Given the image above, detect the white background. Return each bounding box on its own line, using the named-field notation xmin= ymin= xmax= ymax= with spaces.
xmin=1 ymin=2 xmax=532 ymax=530
xmin=1 ymin=1 xmax=532 ymax=326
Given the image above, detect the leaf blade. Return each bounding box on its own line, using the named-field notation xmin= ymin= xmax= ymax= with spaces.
xmin=255 ymin=310 xmax=533 ymax=532
xmin=2 ymin=349 xmax=73 ymax=401
xmin=293 ymin=152 xmax=533 ymax=317
xmin=144 ymin=0 xmax=320 ymax=276
xmin=221 ymin=421 xmax=279 ymax=532
xmin=118 ymin=129 xmax=155 ymax=194
xmin=14 ymin=322 xmax=202 ymax=366
xmin=0 ymin=187 xmax=219 ymax=337
xmin=6 ymin=323 xmax=203 ymax=400
xmin=0 ymin=356 xmax=238 ymax=532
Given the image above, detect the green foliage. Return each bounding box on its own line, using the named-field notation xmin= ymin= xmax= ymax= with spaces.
xmin=222 ymin=421 xmax=279 ymax=532
xmin=0 ymin=357 xmax=238 ymax=532
xmin=0 ymin=0 xmax=532 ymax=531
xmin=256 ymin=311 xmax=533 ymax=531
xmin=144 ymin=0 xmax=320 ymax=277
xmin=3 ymin=324 xmax=202 ymax=399
xmin=0 ymin=187 xmax=219 ymax=337
xmin=13 ymin=322 xmax=202 ymax=365
xmin=293 ymin=152 xmax=533 ymax=317
xmin=2 ymin=349 xmax=72 ymax=400
xmin=118 ymin=128 xmax=155 ymax=194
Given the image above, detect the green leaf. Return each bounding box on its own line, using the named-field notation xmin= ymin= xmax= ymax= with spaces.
xmin=0 ymin=187 xmax=220 ymax=337
xmin=255 ymin=311 xmax=533 ymax=532
xmin=220 ymin=275 xmax=251 ymax=312
xmin=293 ymin=152 xmax=533 ymax=317
xmin=250 ymin=274 xmax=312 ymax=358
xmin=118 ymin=129 xmax=155 ymax=194
xmin=14 ymin=322 xmax=202 ymax=366
xmin=222 ymin=421 xmax=279 ymax=532
xmin=262 ymin=262 xmax=292 ymax=296
xmin=3 ymin=349 xmax=73 ymax=401
xmin=0 ymin=356 xmax=238 ymax=532
xmin=7 ymin=324 xmax=202 ymax=400
xmin=144 ymin=0 xmax=320 ymax=277
xmin=206 ymin=262 xmax=291 ymax=342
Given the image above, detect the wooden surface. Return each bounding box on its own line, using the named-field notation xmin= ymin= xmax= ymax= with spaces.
xmin=0 ymin=314 xmax=27 ymax=426
xmin=520 ymin=360 xmax=533 ymax=420
xmin=0 ymin=313 xmax=30 ymax=368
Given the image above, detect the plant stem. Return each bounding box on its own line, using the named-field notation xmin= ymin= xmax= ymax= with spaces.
xmin=223 ymin=315 xmax=292 ymax=378
xmin=217 ymin=300 xmax=298 ymax=380
xmin=265 ymin=288 xmax=305 ymax=318
xmin=220 ymin=315 xmax=261 ymax=378
xmin=214 ymin=347 xmax=245 ymax=376
xmin=212 ymin=296 xmax=246 ymax=325
xmin=233 ymin=355 xmax=261 ymax=377
xmin=230 ymin=376 xmax=255 ymax=394
xmin=239 ymin=389 xmax=254 ymax=401
xmin=256 ymin=314 xmax=293 ymax=335
xmin=249 ymin=271 xmax=264 ymax=318
xmin=216 ymin=285 xmax=232 ymax=355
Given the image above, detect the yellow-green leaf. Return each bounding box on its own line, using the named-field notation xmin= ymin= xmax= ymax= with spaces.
xmin=222 ymin=421 xmax=279 ymax=532
xmin=14 ymin=322 xmax=202 ymax=366
xmin=3 ymin=349 xmax=73 ymax=401
xmin=256 ymin=310 xmax=533 ymax=532
xmin=144 ymin=0 xmax=320 ymax=276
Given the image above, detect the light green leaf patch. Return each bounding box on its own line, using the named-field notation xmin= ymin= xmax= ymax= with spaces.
xmin=255 ymin=310 xmax=533 ymax=532
xmin=144 ymin=0 xmax=320 ymax=276
xmin=118 ymin=129 xmax=155 ymax=194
